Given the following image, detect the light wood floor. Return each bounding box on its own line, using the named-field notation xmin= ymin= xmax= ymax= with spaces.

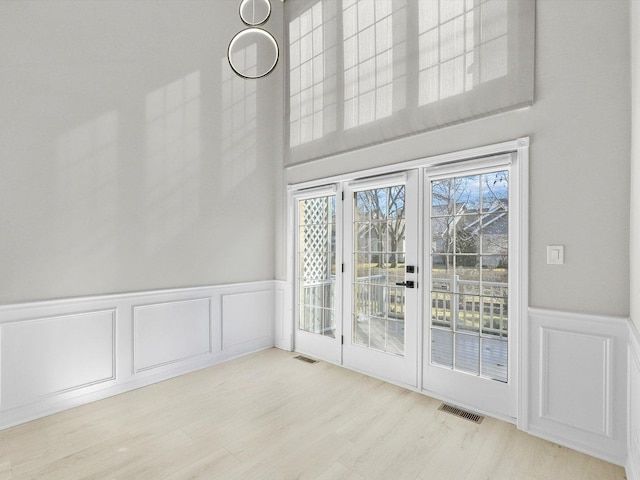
xmin=0 ymin=348 xmax=627 ymax=480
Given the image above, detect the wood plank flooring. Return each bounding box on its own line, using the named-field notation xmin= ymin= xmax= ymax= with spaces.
xmin=0 ymin=348 xmax=627 ymax=479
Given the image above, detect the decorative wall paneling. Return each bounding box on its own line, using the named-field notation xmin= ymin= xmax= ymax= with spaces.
xmin=273 ymin=280 xmax=293 ymax=351
xmin=527 ymin=308 xmax=628 ymax=466
xmin=0 ymin=281 xmax=275 ymax=430
xmin=628 ymin=320 xmax=640 ymax=480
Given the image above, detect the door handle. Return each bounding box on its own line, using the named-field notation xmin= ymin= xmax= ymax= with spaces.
xmin=395 ymin=280 xmax=416 ymax=288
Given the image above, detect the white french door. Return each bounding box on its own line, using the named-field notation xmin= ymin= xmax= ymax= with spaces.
xmin=342 ymin=171 xmax=419 ymax=387
xmin=422 ymin=155 xmax=519 ymax=420
xmin=291 ymin=146 xmax=524 ymax=420
xmin=293 ymin=186 xmax=342 ymax=364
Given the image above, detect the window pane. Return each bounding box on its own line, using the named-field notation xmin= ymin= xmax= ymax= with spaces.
xmin=455 ymin=255 xmax=480 ymax=293
xmin=386 ymin=319 xmax=404 ymax=355
xmin=480 ymin=212 xmax=508 ymax=254
xmin=482 ymin=255 xmax=508 ymax=284
xmin=432 ymin=254 xmax=453 ymax=291
xmin=455 ymin=332 xmax=479 ymax=375
xmin=455 ymin=175 xmax=480 ymax=212
xmin=481 ymin=171 xmax=509 ymax=212
xmin=431 ymin=292 xmax=452 ymax=328
xmin=432 ymin=328 xmax=453 ymax=368
xmin=430 ymin=169 xmax=510 ymax=382
xmin=432 ymin=179 xmax=456 ymax=212
xmin=353 ymin=183 xmax=406 ymax=355
xmin=455 ymin=214 xmax=480 ymax=253
xmin=481 ymin=337 xmax=508 ymax=382
xmin=481 ymin=296 xmax=508 ymax=336
xmin=431 ymin=217 xmax=453 ymax=253
xmin=298 ymin=195 xmax=336 ymax=338
xmin=457 ymin=294 xmax=480 ymax=333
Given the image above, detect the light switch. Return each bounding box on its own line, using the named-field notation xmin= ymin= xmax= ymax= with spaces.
xmin=547 ymin=245 xmax=564 ymax=265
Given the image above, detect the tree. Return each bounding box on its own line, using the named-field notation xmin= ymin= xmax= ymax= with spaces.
xmin=355 ymin=186 xmax=405 ymax=268
xmin=431 ymin=172 xmax=509 ymax=272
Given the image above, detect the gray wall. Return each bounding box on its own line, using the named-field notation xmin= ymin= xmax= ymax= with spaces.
xmin=0 ymin=0 xmax=284 ymax=304
xmin=632 ymin=0 xmax=640 ymax=332
xmin=1 ymin=0 xmax=631 ymax=319
xmin=281 ymin=0 xmax=631 ymax=318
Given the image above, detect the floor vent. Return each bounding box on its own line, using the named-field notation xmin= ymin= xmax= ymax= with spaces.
xmin=438 ymin=403 xmax=484 ymax=424
xmin=293 ymin=355 xmax=318 ymax=364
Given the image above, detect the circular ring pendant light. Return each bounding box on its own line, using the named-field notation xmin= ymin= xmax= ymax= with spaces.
xmin=239 ymin=0 xmax=271 ymax=26
xmin=227 ymin=0 xmax=278 ymax=79
xmin=228 ymin=28 xmax=279 ymax=79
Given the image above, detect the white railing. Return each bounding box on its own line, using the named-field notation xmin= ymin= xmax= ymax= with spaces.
xmin=300 ymin=278 xmax=335 ymax=335
xmin=432 ymin=276 xmax=508 ymax=337
xmin=302 ymin=274 xmax=508 ymax=337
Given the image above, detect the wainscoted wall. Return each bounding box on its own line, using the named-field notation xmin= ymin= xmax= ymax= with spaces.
xmin=133 ymin=298 xmax=212 ymax=372
xmin=0 ymin=281 xmax=275 ymax=430
xmin=629 ymin=320 xmax=640 ymax=480
xmin=273 ymin=280 xmax=293 ymax=352
xmin=527 ymin=308 xmax=628 ymax=466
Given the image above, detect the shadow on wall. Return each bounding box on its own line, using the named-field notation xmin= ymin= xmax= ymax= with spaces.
xmin=221 ymin=55 xmax=258 ymax=196
xmin=0 ymin=0 xmax=282 ymax=301
xmin=144 ymin=71 xmax=202 ymax=255
xmin=55 ymin=111 xmax=120 ymax=261
xmin=285 ymin=0 xmax=518 ymax=163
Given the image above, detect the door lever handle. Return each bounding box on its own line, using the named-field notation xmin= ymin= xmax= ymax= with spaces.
xmin=395 ymin=281 xmax=416 ymax=288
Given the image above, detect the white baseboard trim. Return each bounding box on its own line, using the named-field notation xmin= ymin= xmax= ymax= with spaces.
xmin=526 ymin=308 xmax=628 ymax=467
xmin=628 ymin=319 xmax=640 ymax=480
xmin=0 ymin=281 xmax=276 ymax=430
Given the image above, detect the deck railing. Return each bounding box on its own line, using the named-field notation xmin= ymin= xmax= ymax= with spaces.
xmin=302 ymin=274 xmax=508 ymax=338
xmin=432 ymin=276 xmax=508 ymax=337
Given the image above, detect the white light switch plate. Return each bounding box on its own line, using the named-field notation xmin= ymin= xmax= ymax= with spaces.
xmin=547 ymin=245 xmax=564 ymax=265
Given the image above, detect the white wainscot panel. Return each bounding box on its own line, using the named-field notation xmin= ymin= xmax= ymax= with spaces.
xmin=527 ymin=308 xmax=628 ymax=466
xmin=541 ymin=328 xmax=610 ymax=436
xmin=133 ymin=297 xmax=211 ymax=372
xmin=222 ymin=290 xmax=273 ymax=351
xmin=629 ymin=321 xmax=640 ymax=480
xmin=1 ymin=310 xmax=115 ymax=410
xmin=273 ymin=281 xmax=292 ymax=351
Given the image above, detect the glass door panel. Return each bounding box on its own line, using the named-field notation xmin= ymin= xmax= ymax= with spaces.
xmin=294 ymin=192 xmax=341 ymax=363
xmin=424 ymin=165 xmax=515 ymax=419
xmin=343 ymin=171 xmax=418 ymax=387
xmin=353 ymin=187 xmax=406 ymax=355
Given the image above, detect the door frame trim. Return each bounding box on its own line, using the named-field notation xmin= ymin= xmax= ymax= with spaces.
xmin=286 ymin=138 xmax=529 ymax=191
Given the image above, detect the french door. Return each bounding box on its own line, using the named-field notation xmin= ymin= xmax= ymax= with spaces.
xmin=422 ymin=156 xmax=518 ymax=419
xmin=293 ymin=172 xmax=419 ymax=387
xmin=342 ymin=171 xmax=419 ymax=387
xmin=293 ymin=186 xmax=342 ymax=364
xmin=292 ymin=152 xmax=521 ymax=419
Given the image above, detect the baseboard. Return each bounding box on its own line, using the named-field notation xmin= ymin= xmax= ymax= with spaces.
xmin=0 ymin=281 xmax=276 ymax=430
xmin=628 ymin=319 xmax=640 ymax=480
xmin=526 ymin=308 xmax=629 ymax=466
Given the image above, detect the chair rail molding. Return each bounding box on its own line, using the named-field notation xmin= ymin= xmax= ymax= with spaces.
xmin=0 ymin=280 xmax=276 ymax=430
xmin=526 ymin=308 xmax=629 ymax=466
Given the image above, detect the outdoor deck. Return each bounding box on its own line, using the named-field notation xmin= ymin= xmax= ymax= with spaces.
xmin=304 ymin=275 xmax=509 ymax=383
xmin=354 ymin=317 xmax=507 ymax=383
